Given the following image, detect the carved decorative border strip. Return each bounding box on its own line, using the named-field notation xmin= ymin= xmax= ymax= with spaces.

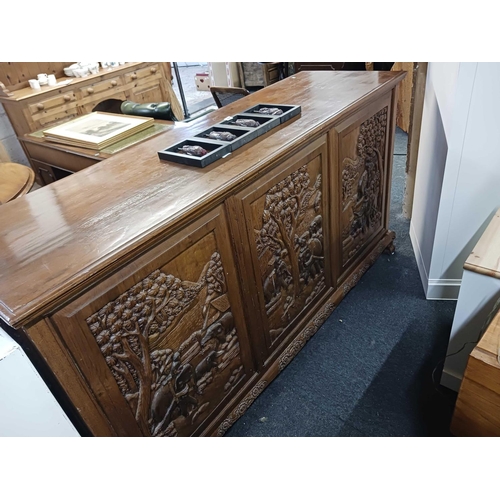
xmin=342 ymin=231 xmax=395 ymax=297
xmin=217 ymin=381 xmax=268 ymax=436
xmin=215 ymin=230 xmax=395 ymax=436
xmin=278 ymin=301 xmax=336 ymax=371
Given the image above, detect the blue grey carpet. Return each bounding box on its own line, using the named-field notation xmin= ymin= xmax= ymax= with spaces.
xmin=226 ymin=128 xmax=457 ymax=437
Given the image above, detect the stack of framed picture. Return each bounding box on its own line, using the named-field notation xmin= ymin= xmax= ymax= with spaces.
xmin=42 ymin=112 xmax=155 ymax=151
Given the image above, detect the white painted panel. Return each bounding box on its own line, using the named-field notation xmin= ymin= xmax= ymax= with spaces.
xmin=442 ymin=270 xmax=500 ymax=391
xmin=429 ymin=62 xmax=459 ymax=140
xmin=0 ymin=328 xmax=79 ymax=437
xmin=410 ymin=65 xmax=450 ymax=289
xmin=439 ymin=63 xmax=500 ymax=280
xmin=428 ymin=63 xmax=478 ymax=283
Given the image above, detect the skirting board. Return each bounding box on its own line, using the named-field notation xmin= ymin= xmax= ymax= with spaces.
xmin=409 ymin=222 xmax=461 ymax=300
xmin=440 ymin=368 xmax=462 ymax=392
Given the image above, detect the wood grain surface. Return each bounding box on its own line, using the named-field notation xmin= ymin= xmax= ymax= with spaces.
xmin=452 ymin=309 xmax=500 ymax=436
xmin=464 ymin=208 xmax=500 ymax=279
xmin=0 ymin=162 xmax=34 ymax=204
xmin=0 ymin=71 xmax=405 ymax=329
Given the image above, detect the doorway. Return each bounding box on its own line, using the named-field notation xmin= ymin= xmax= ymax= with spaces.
xmin=171 ymin=63 xmax=216 ymax=118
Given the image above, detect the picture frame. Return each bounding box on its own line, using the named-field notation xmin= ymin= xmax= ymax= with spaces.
xmin=42 ymin=112 xmax=154 ymax=150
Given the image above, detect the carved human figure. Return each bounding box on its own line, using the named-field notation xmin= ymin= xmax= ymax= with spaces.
xmin=263 ymin=252 xmax=292 ymax=309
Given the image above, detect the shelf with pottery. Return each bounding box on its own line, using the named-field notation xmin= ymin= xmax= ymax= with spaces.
xmin=0 ymin=62 xmax=183 ymax=184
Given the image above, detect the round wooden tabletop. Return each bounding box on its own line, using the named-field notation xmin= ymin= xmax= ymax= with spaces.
xmin=0 ymin=162 xmax=35 ymax=204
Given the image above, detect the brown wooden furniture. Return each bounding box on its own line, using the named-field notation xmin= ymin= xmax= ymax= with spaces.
xmin=0 ymin=71 xmax=405 ymax=437
xmin=294 ymin=62 xmax=345 ymax=72
xmin=451 ymin=308 xmax=500 ymax=436
xmin=18 ymin=122 xmax=174 ymax=186
xmin=238 ymin=63 xmax=281 ymax=88
xmin=0 ymin=162 xmax=35 ymax=204
xmin=210 ymin=86 xmax=250 ymax=108
xmin=0 ymin=62 xmax=183 ymax=180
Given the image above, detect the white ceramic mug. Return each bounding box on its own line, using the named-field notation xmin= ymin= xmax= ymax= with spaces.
xmin=47 ymin=74 xmax=57 ymax=86
xmin=37 ymin=73 xmax=48 ymax=85
xmin=28 ymin=79 xmax=41 ymax=90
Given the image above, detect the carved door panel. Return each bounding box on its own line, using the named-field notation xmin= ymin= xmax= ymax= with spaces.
xmin=51 ymin=206 xmax=254 ymax=437
xmin=331 ymin=95 xmax=393 ymax=283
xmin=228 ymin=136 xmax=332 ymax=363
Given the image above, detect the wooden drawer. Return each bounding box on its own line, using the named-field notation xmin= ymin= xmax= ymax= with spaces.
xmin=30 ymin=159 xmax=74 ymax=185
xmin=81 ymin=91 xmax=128 ymax=114
xmin=23 ymin=140 xmax=100 ymax=173
xmin=31 ymin=107 xmax=80 ymax=130
xmin=79 ymin=76 xmax=124 ymax=98
xmin=28 ymin=92 xmax=78 ymax=115
xmin=124 ymin=65 xmax=160 ymax=84
xmin=265 ymin=67 xmax=279 ymax=85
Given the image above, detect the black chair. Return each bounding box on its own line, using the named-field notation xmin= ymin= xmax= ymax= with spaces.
xmin=210 ymin=86 xmax=250 ymax=108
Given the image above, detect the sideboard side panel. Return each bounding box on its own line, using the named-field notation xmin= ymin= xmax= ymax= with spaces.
xmin=331 ymin=93 xmax=394 ymax=285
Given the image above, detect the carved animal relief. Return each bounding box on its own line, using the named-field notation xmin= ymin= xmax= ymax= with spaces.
xmin=86 ymin=250 xmax=244 ymax=437
xmin=341 ymin=108 xmax=387 ymax=265
xmin=254 ymin=161 xmax=325 ymax=342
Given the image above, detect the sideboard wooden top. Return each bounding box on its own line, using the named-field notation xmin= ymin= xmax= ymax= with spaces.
xmin=464 ymin=208 xmax=500 ymax=280
xmin=0 ymin=71 xmax=405 ymax=327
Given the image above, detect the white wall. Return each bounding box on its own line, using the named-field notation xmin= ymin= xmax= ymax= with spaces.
xmin=410 ymin=62 xmax=459 ymax=298
xmin=0 ymin=328 xmax=79 ymax=437
xmin=411 ymin=63 xmax=500 ymax=299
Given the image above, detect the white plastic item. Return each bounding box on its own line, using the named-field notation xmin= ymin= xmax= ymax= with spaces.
xmin=195 ymin=73 xmax=210 ymax=91
xmin=28 ymin=79 xmax=41 ymax=90
xmin=0 ymin=327 xmax=80 ymax=437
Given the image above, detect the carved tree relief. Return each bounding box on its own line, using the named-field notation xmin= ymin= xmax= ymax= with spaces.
xmin=341 ymin=107 xmax=388 ymax=265
xmin=86 ymin=242 xmax=245 ymax=437
xmin=253 ymin=159 xmax=325 ymax=342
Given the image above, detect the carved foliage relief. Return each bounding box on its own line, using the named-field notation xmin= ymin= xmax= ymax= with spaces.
xmin=253 ymin=157 xmax=325 ymax=343
xmin=86 ymin=234 xmax=244 ymax=437
xmin=341 ymin=107 xmax=388 ymax=265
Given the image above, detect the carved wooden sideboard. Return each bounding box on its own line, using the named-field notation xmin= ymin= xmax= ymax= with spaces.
xmin=0 ymin=71 xmax=405 ymax=436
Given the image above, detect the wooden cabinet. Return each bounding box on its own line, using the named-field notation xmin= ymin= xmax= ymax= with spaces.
xmin=32 ymin=160 xmax=56 ymax=185
xmin=229 ymin=136 xmax=332 ymax=363
xmin=0 ymin=71 xmax=405 ymax=436
xmin=50 ymin=206 xmax=254 ymax=437
xmin=331 ymin=96 xmax=394 ymax=284
xmin=451 ymin=310 xmax=500 ymax=436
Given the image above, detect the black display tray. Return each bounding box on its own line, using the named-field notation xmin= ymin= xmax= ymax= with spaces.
xmin=158 ymin=103 xmax=299 ymax=168
xmin=194 ymin=125 xmax=258 ymax=152
xmin=157 ymin=138 xmax=230 ymax=168
xmin=219 ymin=113 xmax=281 ymax=137
xmin=242 ymin=103 xmax=302 ymax=124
